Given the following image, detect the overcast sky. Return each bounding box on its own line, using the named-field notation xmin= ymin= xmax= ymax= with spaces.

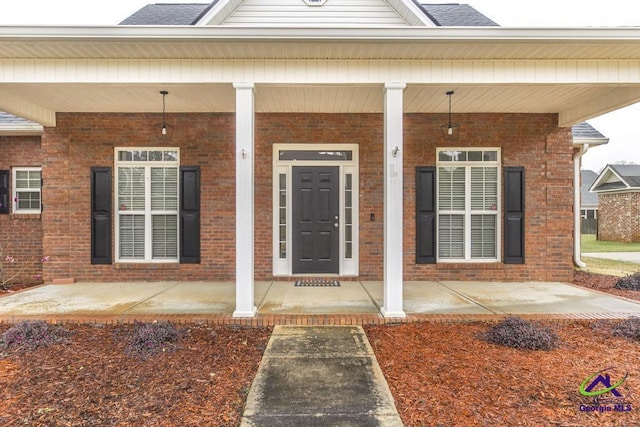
xmin=0 ymin=0 xmax=639 ymax=171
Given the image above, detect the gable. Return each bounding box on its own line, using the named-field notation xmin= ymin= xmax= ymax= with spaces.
xmin=198 ymin=0 xmax=434 ymax=27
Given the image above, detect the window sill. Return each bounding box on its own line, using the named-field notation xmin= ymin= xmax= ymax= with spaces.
xmin=8 ymin=213 xmax=41 ymax=221
xmin=436 ymin=262 xmax=504 ymax=270
xmin=114 ymin=263 xmax=179 ymax=270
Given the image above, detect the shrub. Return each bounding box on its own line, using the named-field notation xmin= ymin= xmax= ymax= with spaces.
xmin=127 ymin=321 xmax=181 ymax=357
xmin=611 ymin=317 xmax=640 ymax=342
xmin=614 ymin=272 xmax=640 ymax=291
xmin=480 ymin=316 xmax=559 ymax=350
xmin=0 ymin=320 xmax=70 ymax=352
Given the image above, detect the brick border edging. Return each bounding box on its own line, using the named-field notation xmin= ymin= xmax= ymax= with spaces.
xmin=0 ymin=312 xmax=635 ymax=326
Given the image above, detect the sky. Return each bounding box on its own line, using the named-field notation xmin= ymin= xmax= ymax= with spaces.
xmin=0 ymin=0 xmax=639 ymax=171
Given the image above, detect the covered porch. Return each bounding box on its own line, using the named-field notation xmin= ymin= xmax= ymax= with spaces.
xmin=2 ymin=26 xmax=640 ymax=319
xmin=2 ymin=280 xmax=640 ymax=324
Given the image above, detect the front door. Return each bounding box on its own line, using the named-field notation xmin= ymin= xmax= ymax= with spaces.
xmin=292 ymin=166 xmax=340 ymax=274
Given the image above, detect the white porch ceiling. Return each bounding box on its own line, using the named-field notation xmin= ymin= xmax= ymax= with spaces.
xmin=1 ymin=26 xmax=640 ymax=126
xmin=0 ymin=83 xmax=637 ymax=118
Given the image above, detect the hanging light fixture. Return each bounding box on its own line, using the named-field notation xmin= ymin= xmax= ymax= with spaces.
xmin=155 ymin=90 xmax=173 ymax=141
xmin=440 ymin=90 xmax=459 ymax=141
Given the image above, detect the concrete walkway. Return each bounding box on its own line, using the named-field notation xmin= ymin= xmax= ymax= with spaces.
xmin=240 ymin=325 xmax=402 ymax=427
xmin=582 ymin=252 xmax=640 ymax=263
xmin=2 ymin=280 xmax=640 ymax=322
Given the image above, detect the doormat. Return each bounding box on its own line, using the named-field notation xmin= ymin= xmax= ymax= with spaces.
xmin=294 ymin=279 xmax=340 ymax=287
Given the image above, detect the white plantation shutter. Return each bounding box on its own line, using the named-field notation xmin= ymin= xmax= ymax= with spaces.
xmin=152 ymin=215 xmax=178 ymax=258
xmin=151 ymin=168 xmax=178 ymax=210
xmin=471 ymin=167 xmax=497 ymax=210
xmin=471 ymin=215 xmax=496 ymax=258
xmin=119 ymin=215 xmax=145 ymax=259
xmin=118 ymin=167 xmax=145 ymax=211
xmin=438 ymin=167 xmax=465 ymax=210
xmin=438 ymin=214 xmax=464 ymax=258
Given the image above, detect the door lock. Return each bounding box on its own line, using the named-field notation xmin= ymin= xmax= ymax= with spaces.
xmin=334 ymin=222 xmax=339 ymax=228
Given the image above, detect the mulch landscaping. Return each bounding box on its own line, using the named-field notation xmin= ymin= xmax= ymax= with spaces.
xmin=0 ymin=271 xmax=639 ymax=426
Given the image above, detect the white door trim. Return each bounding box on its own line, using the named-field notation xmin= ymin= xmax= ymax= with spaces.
xmin=272 ymin=143 xmax=359 ymax=277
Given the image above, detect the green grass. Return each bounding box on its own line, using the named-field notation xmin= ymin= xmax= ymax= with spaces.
xmin=581 ymin=234 xmax=640 ymax=253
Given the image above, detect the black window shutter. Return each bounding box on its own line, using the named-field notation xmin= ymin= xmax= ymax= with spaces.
xmin=180 ymin=166 xmax=200 ymax=263
xmin=91 ymin=167 xmax=112 ymax=264
xmin=0 ymin=170 xmax=9 ymax=214
xmin=416 ymin=166 xmax=436 ymax=264
xmin=504 ymin=166 xmax=525 ymax=264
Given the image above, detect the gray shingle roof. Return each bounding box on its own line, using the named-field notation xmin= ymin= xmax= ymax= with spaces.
xmin=419 ymin=3 xmax=498 ymax=27
xmin=572 ymin=122 xmax=607 ymax=140
xmin=581 ymin=170 xmax=599 ymax=207
xmin=120 ymin=3 xmax=211 ymax=25
xmin=610 ymin=164 xmax=640 ymax=188
xmin=0 ymin=111 xmax=43 ymax=134
xmin=591 ymin=164 xmax=640 ymax=192
xmin=120 ymin=2 xmax=498 ymax=27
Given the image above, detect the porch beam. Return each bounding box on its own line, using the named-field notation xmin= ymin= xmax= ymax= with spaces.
xmin=381 ymin=82 xmax=406 ymax=318
xmin=233 ymin=82 xmax=257 ymax=318
xmin=0 ymin=90 xmax=56 ymax=127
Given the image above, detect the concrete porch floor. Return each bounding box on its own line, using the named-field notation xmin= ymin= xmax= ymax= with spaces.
xmin=2 ymin=280 xmax=640 ymax=323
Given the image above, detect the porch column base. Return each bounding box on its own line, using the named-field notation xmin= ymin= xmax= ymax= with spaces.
xmin=233 ymin=307 xmax=257 ymax=318
xmin=380 ymin=307 xmax=407 ymax=318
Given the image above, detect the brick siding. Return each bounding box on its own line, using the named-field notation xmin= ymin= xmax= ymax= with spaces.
xmin=0 ymin=136 xmax=44 ymax=284
xmin=37 ymin=112 xmax=573 ymax=283
xmin=598 ymin=192 xmax=640 ymax=243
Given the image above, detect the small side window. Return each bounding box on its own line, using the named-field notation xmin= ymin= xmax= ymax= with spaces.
xmin=12 ymin=167 xmax=42 ymax=214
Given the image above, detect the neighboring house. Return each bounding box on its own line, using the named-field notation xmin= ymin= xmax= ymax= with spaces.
xmin=1 ymin=1 xmax=640 ymax=317
xmin=581 ymin=170 xmax=599 ymax=220
xmin=590 ymin=165 xmax=640 ymax=243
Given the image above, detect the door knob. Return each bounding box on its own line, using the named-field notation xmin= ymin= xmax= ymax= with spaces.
xmin=334 ymin=223 xmax=339 ymax=228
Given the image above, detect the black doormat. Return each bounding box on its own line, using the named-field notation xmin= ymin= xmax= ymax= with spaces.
xmin=294 ymin=279 xmax=340 ymax=287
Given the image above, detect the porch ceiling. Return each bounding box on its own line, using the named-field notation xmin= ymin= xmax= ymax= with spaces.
xmin=2 ymin=26 xmax=640 ymax=127
xmin=1 ymin=83 xmax=638 ymax=123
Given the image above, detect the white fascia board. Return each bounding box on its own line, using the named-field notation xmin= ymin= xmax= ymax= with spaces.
xmin=2 ymin=25 xmax=640 ymax=43
xmin=0 ymin=125 xmax=43 ymax=136
xmin=572 ymin=137 xmax=609 ymax=147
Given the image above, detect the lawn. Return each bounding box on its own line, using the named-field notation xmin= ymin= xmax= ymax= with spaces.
xmin=581 ymin=234 xmax=640 ymax=253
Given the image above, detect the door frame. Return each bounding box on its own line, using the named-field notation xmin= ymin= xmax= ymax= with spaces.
xmin=273 ymin=143 xmax=359 ymax=277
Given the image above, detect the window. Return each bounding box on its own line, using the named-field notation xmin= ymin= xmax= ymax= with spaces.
xmin=115 ymin=149 xmax=179 ymax=262
xmin=437 ymin=149 xmax=500 ymax=262
xmin=12 ymin=167 xmax=42 ymax=214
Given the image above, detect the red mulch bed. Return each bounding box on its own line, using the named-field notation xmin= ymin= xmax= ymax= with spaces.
xmin=1 ymin=271 xmax=639 ymax=425
xmin=365 ymin=320 xmax=640 ymax=426
xmin=0 ymin=323 xmax=271 ymax=426
xmin=574 ymin=270 xmax=640 ymax=301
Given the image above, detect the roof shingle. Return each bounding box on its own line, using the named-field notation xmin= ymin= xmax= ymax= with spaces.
xmin=419 ymin=3 xmax=498 ymax=27
xmin=120 ymin=3 xmax=211 ymax=25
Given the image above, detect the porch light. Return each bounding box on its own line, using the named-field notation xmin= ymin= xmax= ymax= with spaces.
xmin=440 ymin=90 xmax=459 ymax=141
xmin=155 ymin=90 xmax=174 ymax=141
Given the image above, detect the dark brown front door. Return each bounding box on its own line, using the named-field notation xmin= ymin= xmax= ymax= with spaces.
xmin=292 ymin=166 xmax=340 ymax=274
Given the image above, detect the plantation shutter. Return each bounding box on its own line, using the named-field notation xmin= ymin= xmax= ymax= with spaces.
xmin=438 ymin=166 xmax=465 ymax=259
xmin=416 ymin=167 xmax=436 ymax=264
xmin=151 ymin=167 xmax=178 ymax=259
xmin=118 ymin=167 xmax=145 ymax=259
xmin=180 ymin=166 xmax=200 ymax=263
xmin=470 ymin=167 xmax=498 ymax=259
xmin=0 ymin=170 xmax=9 ymax=214
xmin=91 ymin=167 xmax=112 ymax=264
xmin=504 ymin=167 xmax=525 ymax=264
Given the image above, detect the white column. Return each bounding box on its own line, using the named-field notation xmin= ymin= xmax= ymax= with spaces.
xmin=233 ymin=83 xmax=257 ymax=318
xmin=381 ymin=82 xmax=407 ymax=318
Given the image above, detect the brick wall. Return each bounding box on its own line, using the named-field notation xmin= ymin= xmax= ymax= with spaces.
xmin=598 ymin=192 xmax=640 ymax=243
xmin=0 ymin=136 xmax=44 ymax=285
xmin=40 ymin=112 xmax=574 ymax=283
